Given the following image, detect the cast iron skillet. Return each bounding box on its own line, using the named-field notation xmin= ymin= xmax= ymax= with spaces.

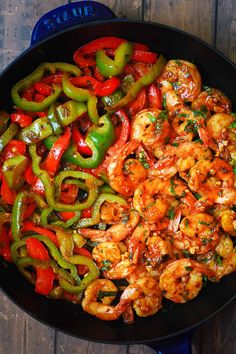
xmin=0 ymin=1 xmax=236 ymax=353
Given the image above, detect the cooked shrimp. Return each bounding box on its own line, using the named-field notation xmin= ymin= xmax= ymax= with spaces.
xmin=145 ymin=235 xmax=172 ymax=264
xmin=157 ymin=59 xmax=202 ymax=110
xmin=100 ymin=201 xmax=128 ymax=224
xmin=206 ymin=112 xmax=234 ymax=140
xmin=107 ymin=141 xmax=147 ymax=196
xmin=82 ymin=279 xmax=128 ymax=321
xmin=192 ymin=87 xmax=232 ymax=114
xmin=159 ymin=259 xmax=214 ymax=303
xmin=219 ymin=210 xmax=236 ymax=236
xmin=120 ymin=276 xmax=162 ymax=317
xmin=188 ymin=157 xmax=234 ymax=192
xmin=79 ymin=209 xmax=140 ymax=243
xmin=103 ymin=258 xmax=136 ymax=279
xmin=173 ymin=213 xmax=219 ymax=254
xmin=207 ymin=235 xmax=236 ymax=279
xmin=92 ymin=242 xmax=121 ymax=268
xmin=127 ymin=223 xmax=150 ymax=264
xmin=126 ymin=264 xmax=160 ymax=283
xmin=130 ymin=108 xmax=171 ymax=149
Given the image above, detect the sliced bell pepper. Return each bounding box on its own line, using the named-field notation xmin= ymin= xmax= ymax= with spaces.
xmin=2 ymin=140 xmax=26 ymax=160
xmin=60 ymin=184 xmax=79 ymax=204
xmin=0 ymin=111 xmax=10 ymax=135
xmin=72 ymin=124 xmax=92 ymax=156
xmin=106 ymin=55 xmax=166 ymax=111
xmin=70 ymin=76 xmax=121 ymax=97
xmin=34 ymin=82 xmax=52 ymax=96
xmin=1 ymin=174 xmax=16 ymax=205
xmin=127 ymin=87 xmax=147 ymax=116
xmin=47 ymin=103 xmax=63 ymax=135
xmin=26 ymin=237 xmax=55 ymax=295
xmin=0 ymin=123 xmax=20 ymax=154
xmin=0 ymin=224 xmax=12 ymax=262
xmin=23 ymin=220 xmax=59 ymax=247
xmin=96 ymin=41 xmax=133 ymax=78
xmin=17 ymin=116 xmax=53 ymax=144
xmin=106 ymin=48 xmax=158 ymax=64
xmin=101 ymin=89 xmax=124 ymax=108
xmin=56 ymin=100 xmax=87 ymax=127
xmin=148 ymin=83 xmax=163 ymax=109
xmin=11 ymin=62 xmax=81 ymax=112
xmin=2 ymin=153 xmax=28 ymax=190
xmin=44 ymin=127 xmax=71 ymax=177
xmin=11 ymin=113 xmax=32 ymax=128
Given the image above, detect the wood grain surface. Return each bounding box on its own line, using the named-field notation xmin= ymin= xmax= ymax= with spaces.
xmin=0 ymin=1 xmax=236 ymax=353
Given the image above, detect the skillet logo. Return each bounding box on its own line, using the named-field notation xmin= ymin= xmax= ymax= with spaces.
xmin=43 ymin=5 xmax=95 ymax=29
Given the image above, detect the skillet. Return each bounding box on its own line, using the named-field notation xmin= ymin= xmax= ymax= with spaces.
xmin=0 ymin=1 xmax=236 ymax=353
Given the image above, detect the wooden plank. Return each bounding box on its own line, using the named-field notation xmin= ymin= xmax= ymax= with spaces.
xmin=89 ymin=0 xmax=143 ymax=19
xmin=143 ymin=0 xmax=216 ymax=44
xmin=0 ymin=0 xmax=67 ymax=71
xmin=56 ymin=333 xmax=128 ymax=354
xmin=216 ymin=0 xmax=236 ymax=62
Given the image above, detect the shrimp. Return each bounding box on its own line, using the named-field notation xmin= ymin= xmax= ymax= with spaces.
xmin=130 ymin=108 xmax=171 ymax=149
xmin=188 ymin=157 xmax=234 ymax=192
xmin=103 ymin=258 xmax=136 ymax=279
xmin=92 ymin=242 xmax=121 ymax=268
xmin=206 ymin=112 xmax=236 ymax=162
xmin=100 ymin=201 xmax=127 ymax=224
xmin=82 ymin=279 xmax=128 ymax=321
xmin=107 ymin=141 xmax=147 ymax=196
xmin=173 ymin=213 xmax=219 ymax=254
xmin=145 ymin=235 xmax=172 ymax=264
xmin=191 ymin=88 xmax=232 ymax=114
xmin=219 ymin=210 xmax=236 ymax=236
xmin=120 ymin=276 xmax=162 ymax=317
xmin=126 ymin=223 xmax=150 ymax=265
xmin=126 ymin=264 xmax=160 ymax=283
xmin=159 ymin=259 xmax=214 ymax=303
xmin=207 ymin=235 xmax=236 ymax=279
xmin=79 ymin=209 xmax=140 ymax=242
xmin=157 ymin=59 xmax=202 ymax=111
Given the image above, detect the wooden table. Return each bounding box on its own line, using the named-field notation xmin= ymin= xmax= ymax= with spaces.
xmin=0 ymin=1 xmax=236 ymax=353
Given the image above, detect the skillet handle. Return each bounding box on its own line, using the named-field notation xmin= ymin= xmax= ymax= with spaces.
xmin=148 ymin=334 xmax=192 ymax=354
xmin=31 ymin=1 xmax=116 ymax=45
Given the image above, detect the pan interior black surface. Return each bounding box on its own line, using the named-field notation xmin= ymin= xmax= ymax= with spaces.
xmin=0 ymin=19 xmax=236 ymax=344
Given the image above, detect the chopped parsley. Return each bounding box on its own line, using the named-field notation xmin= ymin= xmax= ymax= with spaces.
xmin=184 ymin=119 xmax=199 ymax=133
xmin=194 ymin=193 xmax=202 ymax=200
xmin=201 ymin=238 xmax=209 ymax=246
xmin=174 ymin=59 xmax=182 ymax=66
xmin=100 ymin=259 xmax=112 ymax=271
xmin=192 ymin=105 xmax=208 ymax=119
xmin=172 ymin=81 xmax=180 ymax=90
xmin=199 ymin=220 xmax=211 ymax=226
xmin=178 ymin=113 xmax=189 ymax=117
xmin=172 ymin=142 xmax=179 ymax=147
xmin=185 ymin=266 xmax=193 ymax=272
xmin=121 ymin=212 xmax=129 ymax=224
xmin=182 ymin=249 xmax=191 ymax=258
xmin=138 ymin=151 xmax=150 ymax=169
xmin=147 ymin=112 xmax=157 ymax=123
xmin=233 ymin=166 xmax=236 ymax=175
xmin=229 ymin=121 xmax=236 ymax=129
xmin=168 ymin=208 xmax=175 ymax=220
xmin=202 ymin=275 xmax=208 ymax=286
xmin=97 ymin=291 xmax=117 ymax=300
xmin=170 ymin=178 xmax=176 ymax=196
xmin=162 ymin=93 xmax=167 ymax=109
xmin=159 ymin=110 xmax=168 ymax=120
xmin=203 ymin=85 xmax=212 ymax=95
xmin=185 ymin=219 xmax=189 ymax=228
xmin=214 ymin=254 xmax=223 ymax=266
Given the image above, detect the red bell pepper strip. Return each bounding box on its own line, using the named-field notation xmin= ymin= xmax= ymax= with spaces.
xmin=42 ymin=73 xmax=63 ymax=85
xmin=23 ymin=220 xmax=59 ymax=247
xmin=72 ymin=124 xmax=92 ymax=156
xmin=34 ymin=82 xmax=52 ymax=96
xmin=44 ymin=127 xmax=71 ymax=177
xmin=148 ymin=83 xmax=163 ymax=109
xmin=73 ymin=51 xmax=96 ymax=67
xmin=106 ymin=49 xmax=157 ymax=64
xmin=74 ymin=246 xmax=92 ymax=258
xmin=31 ymin=177 xmax=45 ymax=196
xmin=127 ymin=87 xmax=147 ymax=116
xmin=60 ymin=184 xmax=79 ymax=204
xmin=34 ymin=93 xmax=46 ymax=102
xmin=93 ymin=66 xmax=104 ymax=82
xmin=0 ymin=225 xmax=12 ymax=262
xmin=21 ymin=87 xmax=35 ymax=101
xmin=81 ymin=206 xmax=92 ymax=218
xmin=23 ymin=203 xmax=37 ymax=220
xmin=24 ymin=164 xmax=38 ymax=184
xmin=59 ymin=211 xmax=76 ymax=221
xmin=26 ymin=237 xmax=55 ymax=295
xmin=11 ymin=113 xmax=32 ymax=128
xmin=70 ymin=76 xmax=121 ymax=97
xmin=3 ymin=140 xmax=26 ymax=160
xmin=1 ymin=175 xmax=16 ymax=204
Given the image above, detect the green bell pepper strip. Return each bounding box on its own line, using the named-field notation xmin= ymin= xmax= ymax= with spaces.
xmin=96 ymin=41 xmax=133 ymax=78
xmin=47 ymin=104 xmax=63 ymax=135
xmin=2 ymin=154 xmax=28 ymax=190
xmin=47 ymin=225 xmax=74 ymax=261
xmin=106 ymin=54 xmax=167 ymax=111
xmin=0 ymin=123 xmax=20 ymax=153
xmin=101 ymin=89 xmax=124 ymax=107
xmin=0 ymin=111 xmax=10 ymax=135
xmin=11 ymin=62 xmax=81 ymax=112
xmin=98 ymin=184 xmax=116 ymax=194
xmin=74 ymin=193 xmax=127 ymax=228
xmin=62 ymin=73 xmax=99 ymax=124
xmin=43 ymin=113 xmax=115 ymax=169
xmin=41 ymin=207 xmax=81 ymax=229
xmin=29 ymin=144 xmax=100 ymax=212
xmin=17 ymin=116 xmax=53 ymax=144
xmin=11 ymin=191 xmax=48 ymax=241
xmin=56 ymin=100 xmax=87 ymax=127
xmin=59 ymin=255 xmax=99 ymax=294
